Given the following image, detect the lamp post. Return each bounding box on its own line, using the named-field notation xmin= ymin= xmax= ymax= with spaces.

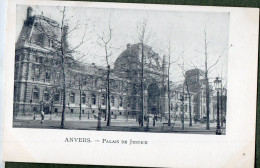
xmin=214 ymin=77 xmax=222 ymax=135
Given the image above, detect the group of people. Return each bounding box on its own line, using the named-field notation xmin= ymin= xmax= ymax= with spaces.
xmin=138 ymin=115 xmax=157 ymax=127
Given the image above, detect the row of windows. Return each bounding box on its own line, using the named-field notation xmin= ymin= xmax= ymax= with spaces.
xmin=31 ymin=86 xmax=124 ymax=107
xmin=31 ymin=67 xmax=127 ymax=93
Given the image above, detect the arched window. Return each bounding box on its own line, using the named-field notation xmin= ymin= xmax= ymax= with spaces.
xmin=70 ymin=92 xmax=75 ymax=103
xmin=119 ymin=96 xmax=123 ymax=107
xmin=33 ymin=86 xmax=39 ymax=100
xmin=82 ymin=93 xmax=86 ymax=104
xmin=101 ymin=94 xmax=106 ymax=106
xmin=91 ymin=93 xmax=96 ymax=105
xmin=111 ymin=96 xmax=115 ymax=106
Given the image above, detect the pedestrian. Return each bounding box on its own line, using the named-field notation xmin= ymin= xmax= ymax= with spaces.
xmin=138 ymin=116 xmax=142 ymax=127
xmin=153 ymin=116 xmax=155 ymax=126
xmin=41 ymin=110 xmax=45 ymax=124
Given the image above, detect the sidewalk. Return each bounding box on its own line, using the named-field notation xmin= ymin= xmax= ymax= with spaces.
xmin=13 ymin=117 xmax=225 ymax=134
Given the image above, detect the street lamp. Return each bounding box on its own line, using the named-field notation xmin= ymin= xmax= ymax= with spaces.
xmin=214 ymin=77 xmax=222 ymax=135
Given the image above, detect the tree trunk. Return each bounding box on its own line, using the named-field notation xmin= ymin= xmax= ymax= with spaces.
xmin=104 ymin=87 xmax=107 ymax=121
xmin=205 ymin=72 xmax=210 ymax=130
xmin=185 ymin=80 xmax=192 ymax=127
xmin=168 ymin=56 xmax=171 ymax=126
xmin=182 ymin=85 xmax=184 ymax=130
xmin=141 ymin=43 xmax=144 ymax=127
xmin=79 ymin=80 xmax=82 ymax=120
xmin=220 ymin=81 xmax=223 ymax=127
xmin=106 ymin=65 xmax=111 ymax=126
xmin=204 ymin=30 xmax=210 ymax=130
xmin=61 ymin=58 xmax=66 ymax=128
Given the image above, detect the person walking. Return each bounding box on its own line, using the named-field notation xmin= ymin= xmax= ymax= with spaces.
xmin=41 ymin=110 xmax=45 ymax=124
xmin=138 ymin=115 xmax=142 ymax=127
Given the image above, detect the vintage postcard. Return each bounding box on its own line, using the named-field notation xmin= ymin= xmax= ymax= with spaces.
xmin=2 ymin=0 xmax=259 ymax=167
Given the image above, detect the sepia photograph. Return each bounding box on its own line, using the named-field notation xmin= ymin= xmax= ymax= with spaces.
xmin=13 ymin=4 xmax=229 ymax=135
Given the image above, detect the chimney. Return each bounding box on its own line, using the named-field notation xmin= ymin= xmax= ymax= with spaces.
xmin=127 ymin=43 xmax=131 ymax=50
xmin=127 ymin=43 xmax=132 ymax=54
xmin=27 ymin=6 xmax=33 ymax=19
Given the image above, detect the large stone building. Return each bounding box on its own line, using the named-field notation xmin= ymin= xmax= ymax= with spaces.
xmin=184 ymin=68 xmax=214 ymax=121
xmin=13 ymin=7 xmax=169 ymax=120
xmin=14 ymin=7 xmax=216 ymax=122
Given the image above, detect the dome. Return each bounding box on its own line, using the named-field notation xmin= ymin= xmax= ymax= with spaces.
xmin=114 ymin=43 xmax=163 ymax=79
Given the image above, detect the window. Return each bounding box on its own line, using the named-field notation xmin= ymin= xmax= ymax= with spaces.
xmin=45 ymin=72 xmax=51 ymax=80
xmin=111 ymin=96 xmax=115 ymax=106
xmin=70 ymin=92 xmax=75 ymax=103
xmin=83 ymin=78 xmax=87 ymax=86
xmin=54 ymin=92 xmax=60 ymax=101
xmin=101 ymin=94 xmax=106 ymax=106
xmin=33 ymin=87 xmax=39 ymax=100
xmin=91 ymin=93 xmax=96 ymax=105
xmin=175 ymin=104 xmax=178 ymax=112
xmin=35 ymin=56 xmax=39 ymax=63
xmin=33 ymin=65 xmax=40 ymax=79
xmin=82 ymin=93 xmax=86 ymax=104
xmin=171 ymin=103 xmax=174 ymax=111
xmin=94 ymin=79 xmax=98 ymax=87
xmin=112 ymin=81 xmax=118 ymax=90
xmin=119 ymin=96 xmax=123 ymax=107
xmin=44 ymin=90 xmax=49 ymax=101
xmin=127 ymin=97 xmax=131 ymax=107
xmin=48 ymin=39 xmax=54 ymax=48
xmin=39 ymin=57 xmax=43 ymax=63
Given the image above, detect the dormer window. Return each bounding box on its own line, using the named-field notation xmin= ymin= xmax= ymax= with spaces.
xmin=49 ymin=39 xmax=52 ymax=47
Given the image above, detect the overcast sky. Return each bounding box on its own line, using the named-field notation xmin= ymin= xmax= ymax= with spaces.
xmin=16 ymin=5 xmax=229 ymax=85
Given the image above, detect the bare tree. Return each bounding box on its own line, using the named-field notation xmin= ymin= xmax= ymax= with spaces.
xmin=136 ymin=16 xmax=151 ymax=127
xmin=178 ymin=58 xmax=194 ymax=127
xmin=202 ymin=29 xmax=225 ymax=130
xmin=166 ymin=40 xmax=180 ymax=126
xmin=30 ymin=7 xmax=90 ymax=128
xmin=96 ymin=13 xmax=113 ymax=126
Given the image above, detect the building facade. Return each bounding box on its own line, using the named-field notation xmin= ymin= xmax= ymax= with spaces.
xmin=184 ymin=68 xmax=214 ymax=121
xmin=14 ymin=7 xmax=169 ymax=120
xmin=14 ymin=7 xmax=215 ymax=122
